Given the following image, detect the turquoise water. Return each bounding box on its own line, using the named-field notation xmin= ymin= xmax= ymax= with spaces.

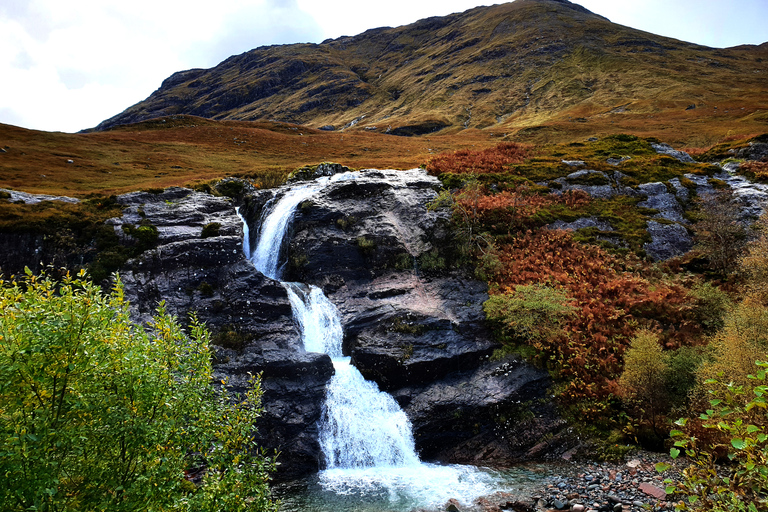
xmin=275 ymin=463 xmax=558 ymax=512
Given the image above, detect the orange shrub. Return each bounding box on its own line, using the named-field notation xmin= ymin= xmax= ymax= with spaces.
xmin=489 ymin=229 xmax=703 ymax=407
xmin=426 ymin=142 xmax=528 ymax=175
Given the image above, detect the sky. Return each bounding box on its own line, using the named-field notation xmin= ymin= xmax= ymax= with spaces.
xmin=1 ymin=0 xmax=767 ymax=134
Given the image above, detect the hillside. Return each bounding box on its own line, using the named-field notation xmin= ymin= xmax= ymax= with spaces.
xmin=94 ymin=0 xmax=768 ymax=146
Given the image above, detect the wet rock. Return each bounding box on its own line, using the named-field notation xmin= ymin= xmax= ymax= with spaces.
xmin=110 ymin=187 xmax=334 ymax=480
xmin=276 ymin=168 xmax=563 ymax=465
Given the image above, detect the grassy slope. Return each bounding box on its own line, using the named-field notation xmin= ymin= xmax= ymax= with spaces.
xmin=95 ymin=0 xmax=768 ymax=147
xmin=0 ymin=117 xmax=497 ymax=196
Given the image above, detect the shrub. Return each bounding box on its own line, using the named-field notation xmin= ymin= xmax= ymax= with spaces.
xmin=201 ymin=222 xmax=221 ymax=238
xmin=426 ymin=142 xmax=528 ymax=176
xmin=617 ymin=330 xmax=670 ymax=441
xmin=484 ymin=284 xmax=575 ymax=346
xmin=691 ymin=191 xmax=749 ymax=275
xmin=0 ymin=270 xmax=278 ymax=512
xmin=659 ymin=361 xmax=768 ymax=511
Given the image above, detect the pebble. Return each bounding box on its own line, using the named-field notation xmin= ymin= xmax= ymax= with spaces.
xmin=520 ymin=451 xmax=683 ymax=512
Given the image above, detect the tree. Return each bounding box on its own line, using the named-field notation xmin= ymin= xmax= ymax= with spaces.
xmin=0 ymin=270 xmax=278 ymax=512
xmin=617 ymin=330 xmax=671 ymax=443
xmin=691 ymin=190 xmax=748 ymax=276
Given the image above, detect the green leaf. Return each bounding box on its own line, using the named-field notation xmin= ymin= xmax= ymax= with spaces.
xmin=747 ymin=425 xmax=760 ymax=434
xmin=665 ymin=485 xmax=676 ymax=495
xmin=731 ymin=438 xmax=746 ymax=450
xmin=656 ymin=462 xmax=671 ymax=472
xmin=669 ymin=429 xmax=684 ymax=437
xmin=670 ymin=448 xmax=681 ymax=459
xmin=709 ymin=399 xmax=722 ymax=407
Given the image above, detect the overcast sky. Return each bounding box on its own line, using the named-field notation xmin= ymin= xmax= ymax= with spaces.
xmin=1 ymin=0 xmax=767 ymax=133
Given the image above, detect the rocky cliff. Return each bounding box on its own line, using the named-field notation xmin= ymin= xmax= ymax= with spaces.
xmin=104 ymin=168 xmax=565 ymax=479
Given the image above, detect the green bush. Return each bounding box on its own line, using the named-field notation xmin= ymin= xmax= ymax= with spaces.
xmin=0 ymin=270 xmax=278 ymax=512
xmin=659 ymin=361 xmax=768 ymax=511
xmin=483 ymin=284 xmax=575 ymax=344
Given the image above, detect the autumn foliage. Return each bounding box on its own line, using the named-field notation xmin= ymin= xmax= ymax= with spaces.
xmin=426 ymin=142 xmax=529 ymax=175
xmin=484 ymin=229 xmax=701 ymax=412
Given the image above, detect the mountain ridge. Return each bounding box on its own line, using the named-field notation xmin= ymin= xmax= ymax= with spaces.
xmin=94 ymin=0 xmax=768 ymax=140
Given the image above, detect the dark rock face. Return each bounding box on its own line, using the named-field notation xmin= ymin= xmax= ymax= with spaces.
xmin=276 ymin=168 xmax=563 ymax=466
xmin=98 ymin=170 xmax=566 ymax=478
xmin=108 ymin=187 xmax=333 ymax=480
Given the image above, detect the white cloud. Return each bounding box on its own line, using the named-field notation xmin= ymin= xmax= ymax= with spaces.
xmin=0 ymin=0 xmax=322 ymax=132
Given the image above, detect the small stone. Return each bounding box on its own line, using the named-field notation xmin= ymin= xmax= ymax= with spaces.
xmin=572 ymin=505 xmax=586 ymax=512
xmin=626 ymin=460 xmax=641 ymax=468
xmin=553 ymin=499 xmax=567 ymax=510
xmin=633 ymin=501 xmax=644 ymax=508
xmin=638 ymin=482 xmax=667 ymax=499
xmin=66 ymin=159 xmax=74 ymax=164
xmin=446 ymin=498 xmax=462 ymax=512
xmin=613 ymin=504 xmax=622 ymax=512
xmin=587 ymin=484 xmax=600 ymax=491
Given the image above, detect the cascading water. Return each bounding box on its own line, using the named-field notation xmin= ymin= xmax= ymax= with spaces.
xmin=244 ymin=173 xmax=550 ymax=511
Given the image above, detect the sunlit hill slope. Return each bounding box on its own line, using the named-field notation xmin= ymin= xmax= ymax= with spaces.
xmin=95 ymin=0 xmax=768 ymax=146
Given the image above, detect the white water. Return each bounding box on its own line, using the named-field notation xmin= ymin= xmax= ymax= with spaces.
xmin=244 ymin=173 xmax=523 ymax=510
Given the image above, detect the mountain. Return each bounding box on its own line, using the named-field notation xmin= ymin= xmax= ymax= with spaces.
xmin=96 ymin=0 xmax=767 ymax=139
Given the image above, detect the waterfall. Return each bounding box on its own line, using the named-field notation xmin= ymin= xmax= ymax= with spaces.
xmin=243 ymin=173 xmax=513 ymax=511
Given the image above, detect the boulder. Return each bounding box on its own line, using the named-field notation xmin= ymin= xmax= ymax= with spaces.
xmin=651 ymin=143 xmax=695 ymax=163
xmin=643 ymin=221 xmax=692 ymax=261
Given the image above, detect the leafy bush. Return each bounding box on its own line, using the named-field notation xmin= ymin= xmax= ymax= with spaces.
xmin=691 ymin=191 xmax=749 ymax=275
xmin=0 ymin=270 xmax=277 ymax=512
xmin=484 ymin=284 xmax=575 ymax=346
xmin=617 ymin=330 xmax=670 ymax=442
xmin=659 ymin=361 xmax=768 ymax=511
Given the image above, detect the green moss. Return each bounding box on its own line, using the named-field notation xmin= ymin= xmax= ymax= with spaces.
xmin=389 ymin=316 xmax=428 ymax=335
xmin=356 ymin=236 xmax=376 ymax=254
xmin=197 ymin=281 xmax=215 ymax=297
xmin=336 ymin=215 xmax=357 ymax=230
xmin=201 ymin=222 xmax=221 ymax=238
xmin=418 ymin=248 xmax=446 ymax=271
xmin=211 ymin=325 xmax=248 ymax=351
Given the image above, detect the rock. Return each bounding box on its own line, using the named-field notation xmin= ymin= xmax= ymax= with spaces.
xmin=109 ymin=187 xmax=334 ymax=480
xmin=271 ymin=169 xmax=562 ymax=463
xmin=562 ymin=160 xmax=586 ymax=167
xmin=550 ymin=171 xmax=637 ymax=199
xmin=549 ymin=217 xmax=614 ymax=232
xmin=637 ymin=182 xmax=686 ymax=223
xmin=446 ymin=498 xmax=463 ymax=511
xmin=638 ymin=483 xmax=666 ymax=499
xmin=606 ymin=156 xmax=630 ymax=166
xmin=572 ymin=505 xmax=586 ymax=512
xmin=736 ymin=141 xmax=768 ymax=162
xmin=643 ymin=221 xmax=692 ymax=261
xmin=553 ymin=498 xmax=567 ymax=509
xmin=66 ymin=159 xmax=74 ymax=164
xmin=0 ymin=187 xmax=79 ymax=205
xmin=651 ymin=143 xmax=695 ymax=163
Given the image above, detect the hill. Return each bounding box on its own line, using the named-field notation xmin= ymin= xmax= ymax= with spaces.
xmin=94 ymin=0 xmax=768 ymax=146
